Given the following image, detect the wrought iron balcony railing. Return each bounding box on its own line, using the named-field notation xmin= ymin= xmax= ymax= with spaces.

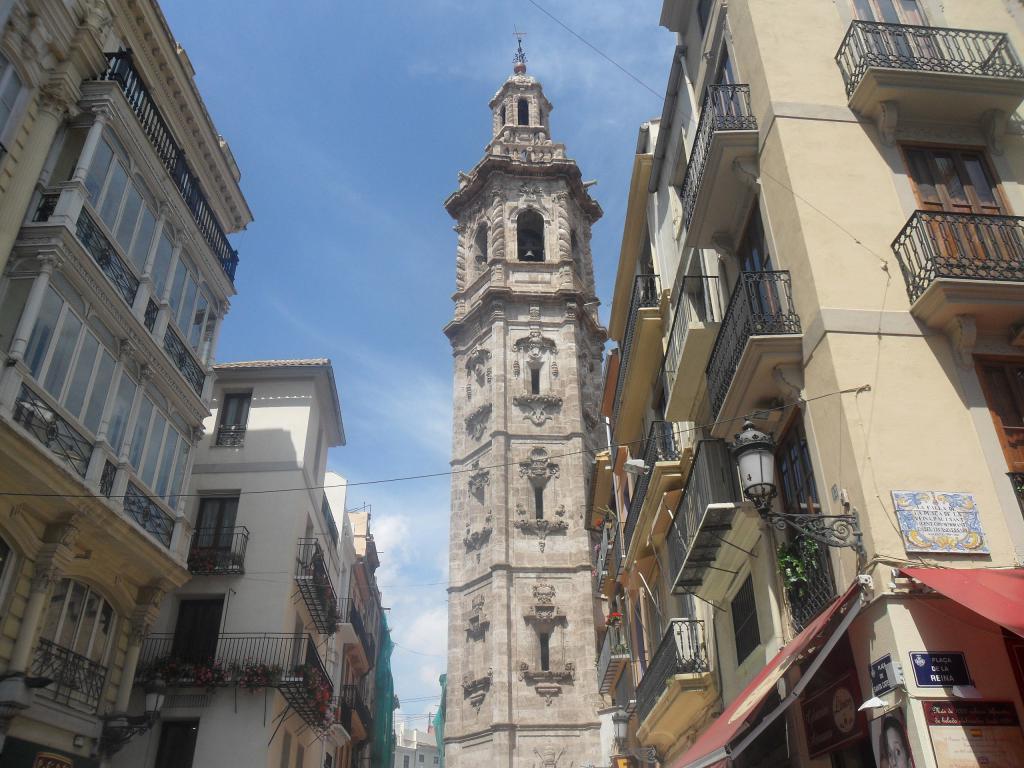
xmin=781 ymin=537 xmax=838 ymax=632
xmin=662 ymin=275 xmax=718 ymax=397
xmin=891 ymin=210 xmax=1024 ymax=304
xmin=215 ymin=424 xmax=246 ymax=447
xmin=296 ymin=538 xmax=339 ymax=635
xmin=665 ymin=439 xmax=742 ymax=589
xmin=595 ymin=524 xmax=611 ymax=582
xmin=32 ymin=638 xmax=108 ymax=713
xmin=123 ymin=482 xmax=174 ymax=548
xmin=705 ymin=271 xmax=801 ymax=419
xmin=348 ymin=599 xmax=376 ymax=666
xmin=97 ymin=51 xmax=240 ymax=283
xmin=612 ymin=274 xmax=660 ymax=427
xmin=340 ymin=683 xmax=374 ymax=740
xmin=622 ymin=421 xmax=680 ymax=554
xmin=137 ymin=633 xmax=332 ymax=729
xmin=836 ymin=20 xmax=1024 ymax=99
xmin=597 ymin=625 xmax=630 ymax=694
xmin=680 ymin=84 xmax=757 ymax=229
xmin=188 ymin=526 xmax=249 ymax=575
xmin=33 ymin=192 xmax=59 ymax=222
xmin=76 ymin=207 xmax=140 ymax=307
xmin=13 ymin=382 xmax=93 ymax=478
xmin=636 ymin=619 xmax=708 ymax=725
xmin=163 ymin=325 xmax=205 ymax=397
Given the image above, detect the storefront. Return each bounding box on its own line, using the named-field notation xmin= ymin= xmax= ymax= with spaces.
xmin=1 ymin=738 xmax=100 ymax=768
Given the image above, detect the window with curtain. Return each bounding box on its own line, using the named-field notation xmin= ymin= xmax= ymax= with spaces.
xmin=0 ymin=53 xmax=24 ymax=140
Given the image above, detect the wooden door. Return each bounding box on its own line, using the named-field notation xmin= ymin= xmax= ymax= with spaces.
xmin=172 ymin=598 xmax=224 ymax=663
xmin=977 ymin=359 xmax=1024 ymax=473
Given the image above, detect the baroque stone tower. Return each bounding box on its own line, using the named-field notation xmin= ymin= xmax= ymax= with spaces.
xmin=442 ymin=46 xmax=606 ymax=768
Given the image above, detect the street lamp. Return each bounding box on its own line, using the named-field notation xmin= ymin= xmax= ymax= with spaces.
xmin=731 ymin=420 xmax=864 ymax=554
xmin=612 ymin=706 xmax=629 ymax=754
xmin=99 ymin=677 xmax=167 ymax=756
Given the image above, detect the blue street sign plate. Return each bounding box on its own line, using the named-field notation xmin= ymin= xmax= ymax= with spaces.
xmin=909 ymin=651 xmax=972 ymax=688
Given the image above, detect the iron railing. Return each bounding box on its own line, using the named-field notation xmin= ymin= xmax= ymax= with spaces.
xmin=123 ymin=482 xmax=174 ymax=547
xmin=32 ymin=638 xmax=108 ymax=713
xmin=622 ymin=421 xmax=680 ymax=554
xmin=891 ymin=211 xmax=1024 ymax=304
xmin=662 ymin=275 xmax=718 ymax=398
xmin=163 ymin=325 xmax=205 ymax=396
xmin=97 ymin=51 xmax=239 ymax=283
xmin=348 ymin=599 xmax=376 ymax=666
xmin=143 ymin=299 xmax=159 ymax=332
xmin=1011 ymin=473 xmax=1024 ymax=516
xmin=188 ymin=526 xmax=249 ymax=575
xmin=597 ymin=625 xmax=630 ymax=694
xmin=636 ymin=619 xmax=709 ymax=725
xmin=783 ymin=538 xmax=838 ymax=632
xmin=340 ymin=684 xmax=373 ymax=739
xmin=296 ymin=538 xmax=339 ymax=634
xmin=215 ymin=424 xmax=246 ymax=447
xmin=612 ymin=275 xmax=661 ymax=428
xmin=99 ymin=460 xmax=117 ymax=497
xmin=595 ymin=524 xmax=612 ymax=585
xmin=76 ymin=207 xmax=140 ymax=307
xmin=33 ymin=193 xmax=60 ymax=222
xmin=705 ymin=271 xmax=801 ymax=419
xmin=836 ymin=20 xmax=1024 ymax=98
xmin=665 ymin=439 xmax=742 ymax=589
xmin=680 ymin=84 xmax=757 ymax=229
xmin=614 ymin=655 xmax=636 ymax=713
xmin=13 ymin=383 xmax=93 ymax=478
xmin=137 ymin=633 xmax=331 ymax=729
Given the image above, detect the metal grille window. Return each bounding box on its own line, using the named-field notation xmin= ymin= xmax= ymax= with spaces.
xmin=731 ymin=575 xmax=760 ymax=663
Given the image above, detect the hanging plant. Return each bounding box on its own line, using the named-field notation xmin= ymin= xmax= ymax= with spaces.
xmin=777 ymin=537 xmax=821 ymax=598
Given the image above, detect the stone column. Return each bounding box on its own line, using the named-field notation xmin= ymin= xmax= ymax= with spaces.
xmin=114 ymin=618 xmax=147 ymax=713
xmin=0 ymin=83 xmax=76 ymax=275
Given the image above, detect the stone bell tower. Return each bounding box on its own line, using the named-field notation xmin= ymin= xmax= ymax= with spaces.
xmin=442 ymin=41 xmax=606 ymax=768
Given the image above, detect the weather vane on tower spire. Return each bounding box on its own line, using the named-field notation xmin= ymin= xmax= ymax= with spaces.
xmin=513 ymin=28 xmax=527 ymax=74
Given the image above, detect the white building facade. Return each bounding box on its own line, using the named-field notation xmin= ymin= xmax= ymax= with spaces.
xmin=393 ymin=723 xmax=439 ymax=768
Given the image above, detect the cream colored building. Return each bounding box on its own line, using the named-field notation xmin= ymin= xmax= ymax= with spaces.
xmin=0 ymin=0 xmax=250 ymax=765
xmin=592 ymin=1 xmax=1024 ymax=767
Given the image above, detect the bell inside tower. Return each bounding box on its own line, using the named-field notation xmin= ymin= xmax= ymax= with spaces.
xmin=517 ymin=210 xmax=545 ymax=262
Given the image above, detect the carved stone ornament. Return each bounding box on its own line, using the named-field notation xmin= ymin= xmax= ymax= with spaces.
xmin=513 ymin=517 xmax=568 ymax=552
xmin=468 ymin=462 xmax=490 ymax=500
xmin=512 ymin=394 xmax=563 ymax=426
xmin=532 ymin=583 xmax=556 ymax=605
xmin=534 ymin=745 xmax=568 ymax=767
xmin=465 ymin=348 xmax=492 ymax=387
xmin=464 ymin=523 xmax=492 ymax=563
xmin=518 ymin=662 xmax=575 ymax=705
xmin=465 ymin=404 xmax=492 ymax=440
xmin=513 ymin=330 xmax=557 ymax=358
xmin=524 ymin=584 xmax=567 ymax=626
xmin=466 ymin=595 xmax=491 ymax=640
xmin=462 ymin=669 xmax=493 ymax=713
xmin=519 ymin=448 xmax=559 ymax=481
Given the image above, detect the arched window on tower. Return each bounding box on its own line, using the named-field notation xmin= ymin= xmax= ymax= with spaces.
xmin=500 ymin=104 xmax=507 ymax=126
xmin=517 ymin=210 xmax=545 ymax=262
xmin=474 ymin=224 xmax=489 ymax=264
xmin=518 ymin=98 xmax=530 ymax=126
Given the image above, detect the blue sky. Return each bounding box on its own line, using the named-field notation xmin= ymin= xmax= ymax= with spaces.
xmin=161 ymin=0 xmax=675 ymax=726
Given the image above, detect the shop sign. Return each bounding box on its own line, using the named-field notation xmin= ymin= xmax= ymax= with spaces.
xmin=924 ymin=700 xmax=1024 ymax=767
xmin=800 ymin=669 xmax=869 ymax=758
xmin=891 ymin=491 xmax=988 ymax=554
xmin=0 ymin=738 xmax=98 ymax=768
xmin=870 ymin=653 xmax=904 ymax=696
xmin=909 ymin=651 xmax=972 ymax=688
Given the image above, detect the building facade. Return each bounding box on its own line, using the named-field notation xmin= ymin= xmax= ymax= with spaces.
xmin=592 ymin=1 xmax=1024 ymax=767
xmin=0 ymin=0 xmax=250 ymax=765
xmin=441 ymin=49 xmax=607 ymax=767
xmin=393 ymin=722 xmax=439 ymax=768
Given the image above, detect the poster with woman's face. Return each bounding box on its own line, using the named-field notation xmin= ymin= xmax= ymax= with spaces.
xmin=872 ymin=708 xmax=916 ymax=768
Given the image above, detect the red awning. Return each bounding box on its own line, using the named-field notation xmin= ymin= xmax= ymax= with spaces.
xmin=900 ymin=567 xmax=1024 ymax=638
xmin=668 ymin=582 xmax=863 ymax=768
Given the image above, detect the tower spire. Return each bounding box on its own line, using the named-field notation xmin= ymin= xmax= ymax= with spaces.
xmin=513 ymin=28 xmax=527 ymax=74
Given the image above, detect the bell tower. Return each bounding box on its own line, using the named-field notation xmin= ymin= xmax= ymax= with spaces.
xmin=442 ymin=40 xmax=606 ymax=768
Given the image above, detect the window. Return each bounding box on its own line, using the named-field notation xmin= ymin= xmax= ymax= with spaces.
xmin=40 ymin=579 xmax=116 ymax=664
xmin=539 ymin=631 xmax=551 ymax=671
xmin=903 ymin=146 xmax=1005 ymax=215
xmin=517 ymin=210 xmax=545 ymax=262
xmin=517 ymin=98 xmax=529 ymax=126
xmin=776 ymin=416 xmax=821 ymax=518
xmin=534 ymin=485 xmax=544 ymax=520
xmin=166 ymin=255 xmax=213 ymax=354
xmin=419 ymin=756 xmax=424 ymax=764
xmin=195 ymin=497 xmax=239 ymax=552
xmin=154 ymin=720 xmax=199 ymax=768
xmin=474 ymin=224 xmax=489 ymax=264
xmin=0 ymin=52 xmax=24 ymax=139
xmin=853 ymin=0 xmax=925 ymax=24
xmin=172 ymin=598 xmax=224 ymax=664
xmin=434 ymin=758 xmax=439 ymax=765
xmin=530 ymin=366 xmax=541 ymax=395
xmin=404 ymin=757 xmax=410 ymax=768
xmin=22 ymin=285 xmax=117 ymax=434
xmin=499 ymin=105 xmax=506 ymax=126
xmin=217 ymin=392 xmax=251 ymax=446
xmin=127 ymin=394 xmax=191 ymax=505
xmin=731 ymin=575 xmax=760 ymax=663
xmin=977 ymin=359 xmax=1024 ymax=473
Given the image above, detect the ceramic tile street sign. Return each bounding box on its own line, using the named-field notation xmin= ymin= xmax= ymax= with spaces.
xmin=891 ymin=490 xmax=988 ymax=554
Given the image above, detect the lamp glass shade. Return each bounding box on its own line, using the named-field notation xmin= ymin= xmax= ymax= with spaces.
xmin=737 ymin=447 xmax=775 ymax=500
xmin=612 ymin=708 xmax=629 ymax=741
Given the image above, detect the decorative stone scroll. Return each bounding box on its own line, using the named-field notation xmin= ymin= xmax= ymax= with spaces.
xmin=512 ymin=394 xmax=562 ymax=426
xmin=468 ymin=462 xmax=490 ymax=501
xmin=523 ymin=583 xmax=567 ymax=627
xmin=465 ymin=404 xmax=492 ymax=440
xmin=464 ymin=523 xmax=492 ymax=563
xmin=462 ymin=669 xmax=493 ymax=713
xmin=466 ymin=595 xmax=490 ymax=640
xmin=519 ymin=448 xmax=559 ymax=482
xmin=514 ymin=503 xmax=568 ymax=552
xmin=518 ymin=662 xmax=576 ymax=705
xmin=513 ymin=330 xmax=557 ymax=358
xmin=465 ymin=348 xmax=492 ymax=388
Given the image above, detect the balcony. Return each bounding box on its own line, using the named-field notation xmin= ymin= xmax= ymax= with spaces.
xmin=665 ymin=440 xmax=747 ymax=604
xmin=345 ymin=599 xmax=376 ymax=675
xmin=597 ymin=625 xmax=630 ymax=694
xmin=622 ymin=421 xmax=684 ymax=556
xmin=13 ymin=381 xmax=93 ymax=479
xmin=891 ymin=211 xmax=1024 ymax=333
xmin=215 ymin=424 xmax=246 ymax=447
xmin=32 ymin=638 xmax=108 ymax=714
xmin=187 ymin=526 xmax=249 ymax=575
xmin=163 ymin=325 xmax=205 ymax=396
xmin=296 ymin=538 xmax=339 ymax=635
xmin=137 ymin=633 xmax=333 ymax=729
xmin=636 ymin=619 xmax=713 ymax=751
xmin=836 ymin=21 xmax=1024 ymax=126
xmin=680 ymin=85 xmax=759 ymax=249
xmin=705 ymin=271 xmax=801 ymax=427
xmin=339 ymin=684 xmax=373 ymax=743
xmin=663 ymin=275 xmax=721 ymax=422
xmin=124 ymin=483 xmax=175 ymax=548
xmin=96 ymin=51 xmax=239 ymax=283
xmin=612 ymin=275 xmax=665 ymax=443
xmin=594 ymin=524 xmax=617 ymax=597
xmin=75 ymin=206 xmax=140 ymax=307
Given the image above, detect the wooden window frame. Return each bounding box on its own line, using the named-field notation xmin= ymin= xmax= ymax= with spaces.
xmin=899 ymin=143 xmax=1011 ymax=215
xmin=976 ymin=355 xmax=1024 ymax=473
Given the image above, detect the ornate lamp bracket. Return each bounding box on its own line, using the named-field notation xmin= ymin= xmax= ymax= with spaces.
xmin=754 ymin=494 xmax=865 ymax=556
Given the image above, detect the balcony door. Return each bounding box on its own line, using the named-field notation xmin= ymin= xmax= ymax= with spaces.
xmin=977 ymin=359 xmax=1024 ymax=473
xmin=154 ymin=720 xmax=199 ymax=768
xmin=853 ymin=0 xmax=925 ymax=24
xmin=194 ymin=497 xmax=238 ymax=553
xmin=172 ymin=598 xmax=223 ymax=664
xmin=737 ymin=205 xmax=782 ymax=324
